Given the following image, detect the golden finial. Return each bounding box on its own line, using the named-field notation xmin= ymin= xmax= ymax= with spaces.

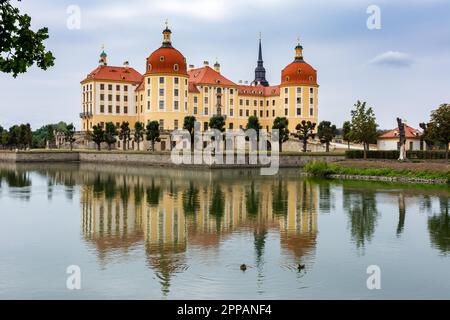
xmin=297 ymin=36 xmax=300 ymax=45
xmin=165 ymin=19 xmax=169 ymax=29
xmin=101 ymin=44 xmax=105 ymax=51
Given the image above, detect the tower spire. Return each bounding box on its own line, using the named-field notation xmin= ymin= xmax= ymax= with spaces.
xmin=295 ymin=37 xmax=304 ymax=61
xmin=254 ymin=33 xmax=269 ymax=87
xmin=162 ymin=19 xmax=172 ymax=48
xmin=258 ymin=35 xmax=263 ymax=62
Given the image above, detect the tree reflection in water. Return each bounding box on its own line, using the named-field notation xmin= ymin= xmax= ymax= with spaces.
xmin=0 ymin=168 xmax=32 ymax=201
xmin=272 ymin=179 xmax=287 ymax=216
xmin=428 ymin=197 xmax=449 ymax=255
xmin=343 ymin=184 xmax=379 ymax=250
xmin=182 ymin=181 xmax=199 ymax=216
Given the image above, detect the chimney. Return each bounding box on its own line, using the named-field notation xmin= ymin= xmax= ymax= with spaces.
xmin=238 ymin=80 xmax=243 ymax=84
xmin=213 ymin=61 xmax=220 ymax=74
xmin=203 ymin=60 xmax=209 ymax=67
xmin=188 ymin=64 xmax=195 ymax=71
xmin=123 ymin=61 xmax=129 ymax=69
xmin=244 ymin=80 xmax=248 ymax=85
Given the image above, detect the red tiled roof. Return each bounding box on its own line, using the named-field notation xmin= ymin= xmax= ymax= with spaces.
xmin=379 ymin=123 xmax=421 ymax=139
xmin=264 ymin=85 xmax=280 ymax=96
xmin=135 ymin=81 xmax=144 ymax=91
xmin=188 ymin=82 xmax=200 ymax=93
xmin=146 ymin=46 xmax=187 ymax=76
xmin=188 ymin=66 xmax=236 ymax=86
xmin=237 ymin=85 xmax=280 ymax=97
xmin=281 ymin=60 xmax=317 ymax=86
xmin=81 ymin=66 xmax=143 ymax=84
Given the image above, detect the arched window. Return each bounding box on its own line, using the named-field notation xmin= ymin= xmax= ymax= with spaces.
xmin=309 ymin=76 xmax=313 ymax=81
xmin=174 ymin=64 xmax=179 ymax=71
xmin=160 ymin=56 xmax=165 ymax=62
xmin=148 ymin=64 xmax=152 ymax=71
xmin=286 ymin=76 xmax=290 ymax=82
xmin=297 ymin=69 xmax=302 ymax=74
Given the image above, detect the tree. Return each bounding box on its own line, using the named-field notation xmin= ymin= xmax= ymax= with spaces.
xmin=134 ymin=121 xmax=145 ymax=151
xmin=92 ymin=125 xmax=104 ymax=151
xmin=18 ymin=123 xmax=32 ymax=149
xmin=146 ymin=121 xmax=160 ymax=152
xmin=0 ymin=130 xmax=9 ymax=149
xmin=349 ymin=101 xmax=378 ymax=159
xmin=118 ymin=121 xmax=131 ymax=150
xmin=8 ymin=125 xmax=20 ymax=148
xmin=246 ymin=115 xmax=261 ymax=146
xmin=64 ymin=123 xmax=76 ymax=151
xmin=0 ymin=0 xmax=55 ymax=77
xmin=429 ymin=104 xmax=450 ymax=160
xmin=419 ymin=122 xmax=434 ymax=150
xmin=104 ymin=122 xmax=118 ymax=150
xmin=0 ymin=125 xmax=9 ymax=149
xmin=342 ymin=121 xmax=352 ymax=150
xmin=18 ymin=124 xmax=27 ymax=149
xmin=246 ymin=116 xmax=261 ymax=137
xmin=296 ymin=120 xmax=316 ymax=152
xmin=183 ymin=116 xmax=196 ymax=152
xmin=272 ymin=117 xmax=289 ymax=152
xmin=43 ymin=124 xmax=55 ymax=148
xmin=317 ymin=121 xmax=337 ymax=152
xmin=209 ymin=115 xmax=225 ymax=132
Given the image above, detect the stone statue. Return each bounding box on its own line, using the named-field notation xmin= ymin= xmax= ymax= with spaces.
xmin=397 ymin=117 xmax=406 ymax=161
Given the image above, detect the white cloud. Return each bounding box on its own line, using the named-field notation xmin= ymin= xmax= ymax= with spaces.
xmin=369 ymin=51 xmax=413 ymax=68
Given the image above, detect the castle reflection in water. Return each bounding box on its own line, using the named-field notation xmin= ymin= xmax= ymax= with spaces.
xmin=74 ymin=165 xmax=319 ymax=294
xmin=80 ymin=165 xmax=319 ymax=273
xmin=1 ymin=163 xmax=448 ymax=297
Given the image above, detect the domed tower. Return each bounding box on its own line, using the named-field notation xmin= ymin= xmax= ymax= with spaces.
xmin=280 ymin=40 xmax=318 ymax=132
xmin=99 ymin=46 xmax=108 ymax=66
xmin=143 ymin=21 xmax=189 ymax=132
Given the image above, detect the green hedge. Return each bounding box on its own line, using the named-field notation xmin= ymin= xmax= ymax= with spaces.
xmin=346 ymin=150 xmax=399 ymax=159
xmin=345 ymin=150 xmax=447 ymax=160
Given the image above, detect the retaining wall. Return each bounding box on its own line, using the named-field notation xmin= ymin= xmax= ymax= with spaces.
xmin=0 ymin=151 xmax=345 ymax=168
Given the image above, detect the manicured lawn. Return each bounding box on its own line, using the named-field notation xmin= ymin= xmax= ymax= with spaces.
xmin=304 ymin=160 xmax=450 ymax=182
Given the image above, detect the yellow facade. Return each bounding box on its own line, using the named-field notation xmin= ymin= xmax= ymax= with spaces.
xmin=80 ymin=26 xmax=319 ymax=140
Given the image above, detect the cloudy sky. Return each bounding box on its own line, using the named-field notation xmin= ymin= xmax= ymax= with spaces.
xmin=1 ymin=0 xmax=449 ymax=130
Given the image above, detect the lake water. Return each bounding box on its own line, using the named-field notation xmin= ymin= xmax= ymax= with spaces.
xmin=0 ymin=163 xmax=449 ymax=299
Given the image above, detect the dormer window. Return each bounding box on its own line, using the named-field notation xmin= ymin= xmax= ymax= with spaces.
xmin=160 ymin=56 xmax=165 ymax=62
xmin=174 ymin=64 xmax=179 ymax=71
xmin=286 ymin=76 xmax=290 ymax=81
xmin=148 ymin=64 xmax=152 ymax=71
xmin=298 ymin=69 xmax=302 ymax=74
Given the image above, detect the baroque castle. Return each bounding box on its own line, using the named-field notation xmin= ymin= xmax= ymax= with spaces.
xmin=80 ymin=23 xmax=319 ymax=149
